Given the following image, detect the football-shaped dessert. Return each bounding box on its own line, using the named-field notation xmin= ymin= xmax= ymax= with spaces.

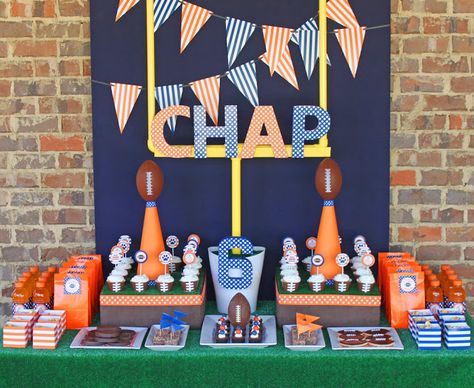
xmin=136 ymin=160 xmax=164 ymax=201
xmin=227 ymin=292 xmax=251 ymax=327
xmin=314 ymin=158 xmax=342 ymax=200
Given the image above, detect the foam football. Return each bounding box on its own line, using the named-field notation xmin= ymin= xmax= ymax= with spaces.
xmin=314 ymin=158 xmax=342 ymax=200
xmin=228 ymin=292 xmax=251 ymax=326
xmin=136 ymin=160 xmax=164 ymax=201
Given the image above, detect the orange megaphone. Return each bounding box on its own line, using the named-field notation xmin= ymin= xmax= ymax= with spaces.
xmin=311 ymin=158 xmax=342 ymax=280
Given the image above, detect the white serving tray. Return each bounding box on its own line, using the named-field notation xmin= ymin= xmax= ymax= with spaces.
xmin=327 ymin=326 xmax=404 ymax=350
xmin=70 ymin=326 xmax=148 ymax=349
xmin=144 ymin=324 xmax=189 ymax=351
xmin=283 ymin=325 xmax=325 ymax=351
xmin=200 ymin=315 xmax=277 ymax=348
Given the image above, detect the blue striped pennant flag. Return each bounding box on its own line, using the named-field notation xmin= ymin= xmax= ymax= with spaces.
xmin=154 ymin=0 xmax=181 ymax=32
xmin=291 ymin=18 xmax=318 ymax=45
xmin=227 ymin=61 xmax=259 ymax=107
xmin=155 ymin=84 xmax=183 ymax=132
xmin=226 ymin=18 xmax=255 ymax=67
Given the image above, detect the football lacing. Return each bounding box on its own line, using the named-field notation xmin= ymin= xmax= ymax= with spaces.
xmin=324 ymin=168 xmax=332 ymax=193
xmin=146 ymin=172 xmax=153 ymax=196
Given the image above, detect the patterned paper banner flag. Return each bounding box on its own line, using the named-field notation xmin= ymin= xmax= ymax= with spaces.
xmin=291 ymin=18 xmax=318 ymax=45
xmin=180 ymin=2 xmax=211 ymax=53
xmin=335 ymin=26 xmax=366 ymax=78
xmin=262 ymin=45 xmax=299 ymax=90
xmin=111 ymin=83 xmax=142 ymax=133
xmin=190 ymin=76 xmax=221 ymax=125
xmin=116 ymin=0 xmax=141 ymax=22
xmin=326 ymin=0 xmax=360 ymax=29
xmin=227 ymin=61 xmax=259 ymax=107
xmin=155 ymin=84 xmax=183 ymax=132
xmin=154 ymin=0 xmax=181 ymax=32
xmin=262 ymin=25 xmax=293 ymax=76
xmin=226 ymin=18 xmax=256 ymax=67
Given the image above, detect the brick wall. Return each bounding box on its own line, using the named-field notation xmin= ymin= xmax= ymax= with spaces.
xmin=0 ymin=0 xmax=93 ymax=316
xmin=0 ymin=0 xmax=473 ymax=317
xmin=390 ymin=0 xmax=474 ymax=310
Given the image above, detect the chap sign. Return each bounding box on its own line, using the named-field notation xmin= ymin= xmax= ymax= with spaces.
xmin=150 ymin=105 xmax=331 ymax=159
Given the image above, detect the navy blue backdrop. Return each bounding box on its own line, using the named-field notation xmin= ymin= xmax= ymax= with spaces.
xmin=90 ymin=0 xmax=390 ymax=299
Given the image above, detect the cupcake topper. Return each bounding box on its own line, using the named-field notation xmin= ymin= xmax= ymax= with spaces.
xmin=118 ymin=239 xmax=130 ymax=256
xmin=285 ymin=252 xmax=299 ymax=265
xmin=109 ymin=245 xmax=124 ymax=266
xmin=166 ymin=235 xmax=179 ymax=258
xmin=353 ymin=235 xmax=365 ymax=244
xmin=306 ymin=236 xmax=317 ymax=258
xmin=296 ymin=313 xmax=321 ymax=338
xmin=182 ymin=248 xmax=196 ymax=265
xmin=311 ymin=254 xmax=324 ymax=275
xmin=159 ymin=251 xmax=173 ymax=275
xmin=361 ymin=253 xmax=375 ymax=269
xmin=335 ymin=253 xmax=350 ymax=275
xmin=282 ymin=237 xmax=294 ymax=245
xmin=187 ymin=234 xmax=201 ymax=245
xmin=134 ymin=250 xmax=148 ymax=275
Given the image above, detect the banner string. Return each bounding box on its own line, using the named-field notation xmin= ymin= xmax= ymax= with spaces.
xmin=91 ymin=21 xmax=388 ymax=90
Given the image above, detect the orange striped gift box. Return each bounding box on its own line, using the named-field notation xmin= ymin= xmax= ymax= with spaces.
xmin=3 ymin=321 xmax=30 ymax=348
xmin=32 ymin=322 xmax=61 ymax=349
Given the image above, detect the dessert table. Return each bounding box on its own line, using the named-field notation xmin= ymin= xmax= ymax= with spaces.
xmin=1 ymin=301 xmax=472 ymax=387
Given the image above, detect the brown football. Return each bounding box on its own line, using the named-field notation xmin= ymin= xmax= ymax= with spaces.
xmin=227 ymin=292 xmax=251 ymax=327
xmin=136 ymin=160 xmax=164 ymax=201
xmin=314 ymin=158 xmax=342 ymax=200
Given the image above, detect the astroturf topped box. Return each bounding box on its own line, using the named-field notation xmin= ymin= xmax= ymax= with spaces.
xmin=275 ymin=270 xmax=381 ymax=327
xmin=100 ymin=272 xmax=206 ymax=328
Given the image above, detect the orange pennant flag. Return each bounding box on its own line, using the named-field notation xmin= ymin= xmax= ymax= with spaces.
xmin=110 ymin=83 xmax=142 ymax=134
xmin=181 ymin=2 xmax=211 ymax=53
xmin=190 ymin=76 xmax=221 ymax=125
xmin=296 ymin=313 xmax=321 ymax=336
xmin=326 ymin=0 xmax=360 ymax=29
xmin=262 ymin=25 xmax=293 ymax=75
xmin=335 ymin=26 xmax=366 ymax=78
xmin=115 ymin=0 xmax=141 ymax=22
xmin=261 ymin=45 xmax=299 ymax=90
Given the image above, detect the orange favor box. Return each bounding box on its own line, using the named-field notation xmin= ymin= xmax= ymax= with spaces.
xmin=3 ymin=321 xmax=30 ymax=348
xmin=33 ymin=322 xmax=62 ymax=350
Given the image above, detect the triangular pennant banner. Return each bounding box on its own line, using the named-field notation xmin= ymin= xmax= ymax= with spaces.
xmin=261 ymin=45 xmax=299 ymax=90
xmin=115 ymin=0 xmax=141 ymax=22
xmin=180 ymin=2 xmax=211 ymax=53
xmin=154 ymin=0 xmax=181 ymax=32
xmin=262 ymin=25 xmax=293 ymax=76
xmin=298 ymin=29 xmax=319 ymax=79
xmin=226 ymin=18 xmax=256 ymax=67
xmin=291 ymin=18 xmax=318 ymax=45
xmin=111 ymin=83 xmax=142 ymax=133
xmin=155 ymin=84 xmax=183 ymax=132
xmin=227 ymin=61 xmax=259 ymax=107
xmin=335 ymin=26 xmax=366 ymax=78
xmin=326 ymin=0 xmax=360 ymax=29
xmin=190 ymin=76 xmax=221 ymax=124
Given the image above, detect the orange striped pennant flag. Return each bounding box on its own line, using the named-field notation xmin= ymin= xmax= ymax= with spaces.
xmin=262 ymin=25 xmax=293 ymax=76
xmin=190 ymin=76 xmax=221 ymax=125
xmin=110 ymin=83 xmax=142 ymax=133
xmin=261 ymin=45 xmax=299 ymax=90
xmin=115 ymin=0 xmax=141 ymax=22
xmin=326 ymin=0 xmax=360 ymax=29
xmin=180 ymin=2 xmax=211 ymax=53
xmin=335 ymin=26 xmax=366 ymax=78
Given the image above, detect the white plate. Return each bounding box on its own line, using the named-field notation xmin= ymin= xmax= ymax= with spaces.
xmin=70 ymin=326 xmax=148 ymax=349
xmin=327 ymin=326 xmax=404 ymax=350
xmin=144 ymin=324 xmax=189 ymax=351
xmin=200 ymin=315 xmax=277 ymax=348
xmin=283 ymin=325 xmax=325 ymax=351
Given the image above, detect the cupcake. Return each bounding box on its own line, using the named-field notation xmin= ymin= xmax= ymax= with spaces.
xmin=280 ymin=269 xmax=299 ymax=278
xmin=156 ymin=274 xmax=174 ymax=292
xmin=281 ymin=274 xmax=301 ymax=292
xmin=351 ymin=262 xmax=365 ymax=271
xmin=279 ymin=257 xmax=287 ymax=265
xmin=307 ymin=273 xmax=326 ymax=292
xmin=357 ymin=275 xmax=376 ymax=293
xmin=110 ymin=268 xmax=128 ymax=277
xmin=180 ymin=274 xmax=199 ymax=292
xmin=115 ymin=263 xmax=132 ymax=271
xmin=182 ymin=266 xmax=199 ymax=277
xmin=186 ymin=262 xmax=202 ymax=271
xmin=351 ymin=256 xmax=361 ymax=265
xmin=131 ymin=274 xmax=149 ymax=292
xmin=354 ymin=267 xmax=372 ymax=279
xmin=106 ymin=275 xmax=125 ymax=292
xmin=301 ymin=256 xmax=312 ymax=272
xmin=120 ymin=257 xmax=134 ymax=265
xmin=168 ymin=256 xmax=183 ymax=273
xmin=334 ymin=273 xmax=351 ymax=292
xmin=280 ymin=263 xmax=298 ymax=272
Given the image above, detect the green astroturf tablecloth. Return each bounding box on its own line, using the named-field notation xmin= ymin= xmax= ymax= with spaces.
xmin=1 ymin=301 xmax=473 ymax=388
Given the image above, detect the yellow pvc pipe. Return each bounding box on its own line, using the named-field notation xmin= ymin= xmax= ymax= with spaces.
xmin=146 ymin=0 xmax=156 ymax=151
xmin=319 ymin=0 xmax=328 ymax=148
xmin=231 ymin=157 xmax=242 ymax=238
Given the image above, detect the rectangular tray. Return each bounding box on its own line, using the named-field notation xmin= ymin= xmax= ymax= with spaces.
xmin=327 ymin=326 xmax=404 ymax=350
xmin=70 ymin=326 xmax=148 ymax=349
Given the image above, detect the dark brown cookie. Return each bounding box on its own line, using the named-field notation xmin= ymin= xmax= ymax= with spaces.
xmin=120 ymin=329 xmax=136 ymax=336
xmin=364 ymin=329 xmax=390 ymax=336
xmin=339 ymin=338 xmax=367 ymax=347
xmin=337 ymin=330 xmax=362 ymax=337
xmin=367 ymin=336 xmax=394 ymax=346
xmin=82 ymin=340 xmax=103 ymax=346
xmin=95 ymin=336 xmax=120 ymax=343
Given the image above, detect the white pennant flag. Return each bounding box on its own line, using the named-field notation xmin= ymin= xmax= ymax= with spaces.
xmin=226 ymin=18 xmax=256 ymax=68
xmin=227 ymin=61 xmax=259 ymax=107
xmin=111 ymin=83 xmax=142 ymax=133
xmin=155 ymin=84 xmax=183 ymax=132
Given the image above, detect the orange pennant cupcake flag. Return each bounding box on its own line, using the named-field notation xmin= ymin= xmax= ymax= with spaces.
xmin=296 ymin=313 xmax=321 ymax=336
